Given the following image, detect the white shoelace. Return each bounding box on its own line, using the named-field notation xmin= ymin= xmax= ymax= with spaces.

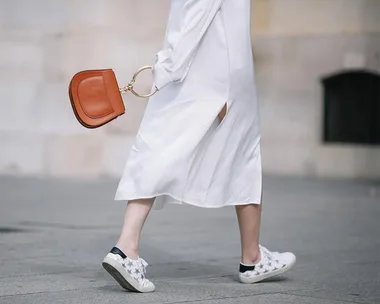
xmin=137 ymin=258 xmax=151 ymax=287
xmin=259 ymin=245 xmax=280 ymax=258
xmin=260 ymin=245 xmax=279 ymax=262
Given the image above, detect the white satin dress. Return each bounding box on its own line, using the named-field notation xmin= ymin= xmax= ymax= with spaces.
xmin=115 ymin=0 xmax=262 ymax=209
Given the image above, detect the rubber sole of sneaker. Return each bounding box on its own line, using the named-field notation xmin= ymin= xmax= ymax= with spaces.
xmin=239 ymin=255 xmax=296 ymax=284
xmin=102 ymin=257 xmax=154 ymax=293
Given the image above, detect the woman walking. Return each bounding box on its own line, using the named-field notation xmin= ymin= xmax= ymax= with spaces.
xmin=102 ymin=0 xmax=296 ymax=293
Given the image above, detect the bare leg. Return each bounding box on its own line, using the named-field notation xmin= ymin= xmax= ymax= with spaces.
xmin=236 ymin=197 xmax=297 ymax=284
xmin=115 ymin=198 xmax=154 ymax=259
xmin=235 ymin=200 xmax=262 ymax=265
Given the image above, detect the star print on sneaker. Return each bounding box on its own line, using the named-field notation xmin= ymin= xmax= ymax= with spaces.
xmin=102 ymin=247 xmax=155 ymax=293
xmin=239 ymin=245 xmax=296 ymax=284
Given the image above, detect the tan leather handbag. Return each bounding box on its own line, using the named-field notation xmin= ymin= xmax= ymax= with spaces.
xmin=68 ymin=66 xmax=157 ymax=129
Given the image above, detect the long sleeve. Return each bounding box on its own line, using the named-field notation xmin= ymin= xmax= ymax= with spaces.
xmin=153 ymin=0 xmax=225 ymax=90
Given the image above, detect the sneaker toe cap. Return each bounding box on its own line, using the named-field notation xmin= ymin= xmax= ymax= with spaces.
xmin=144 ymin=281 xmax=156 ymax=292
xmin=281 ymin=252 xmax=296 ymax=265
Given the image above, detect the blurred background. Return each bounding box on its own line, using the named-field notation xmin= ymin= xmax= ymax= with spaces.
xmin=1 ymin=0 xmax=379 ymax=180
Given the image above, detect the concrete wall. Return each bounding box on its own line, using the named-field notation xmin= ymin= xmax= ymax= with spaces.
xmin=251 ymin=0 xmax=380 ymax=179
xmin=0 ymin=0 xmax=379 ymax=179
xmin=0 ymin=0 xmax=170 ymax=178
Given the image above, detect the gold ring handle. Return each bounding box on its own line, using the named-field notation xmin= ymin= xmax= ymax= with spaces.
xmin=119 ymin=66 xmax=158 ymax=98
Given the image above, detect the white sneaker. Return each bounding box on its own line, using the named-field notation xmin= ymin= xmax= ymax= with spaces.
xmin=102 ymin=247 xmax=155 ymax=293
xmin=239 ymin=245 xmax=296 ymax=284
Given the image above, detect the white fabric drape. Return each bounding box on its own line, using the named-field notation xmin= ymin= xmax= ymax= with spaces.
xmin=115 ymin=0 xmax=262 ymax=209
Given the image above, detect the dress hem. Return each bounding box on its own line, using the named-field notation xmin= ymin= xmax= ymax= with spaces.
xmin=114 ymin=192 xmax=261 ymax=209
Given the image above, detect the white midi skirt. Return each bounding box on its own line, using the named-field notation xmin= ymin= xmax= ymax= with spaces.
xmin=115 ymin=0 xmax=262 ymax=209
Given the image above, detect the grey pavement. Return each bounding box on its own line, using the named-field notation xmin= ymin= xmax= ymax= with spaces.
xmin=0 ymin=175 xmax=379 ymax=304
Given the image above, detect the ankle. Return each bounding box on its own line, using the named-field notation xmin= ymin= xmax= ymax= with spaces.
xmin=242 ymin=250 xmax=261 ymax=265
xmin=125 ymin=250 xmax=139 ymax=260
xmin=115 ymin=243 xmax=139 ymax=260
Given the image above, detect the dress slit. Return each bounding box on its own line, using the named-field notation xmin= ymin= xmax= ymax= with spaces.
xmin=218 ymin=103 xmax=228 ymax=123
